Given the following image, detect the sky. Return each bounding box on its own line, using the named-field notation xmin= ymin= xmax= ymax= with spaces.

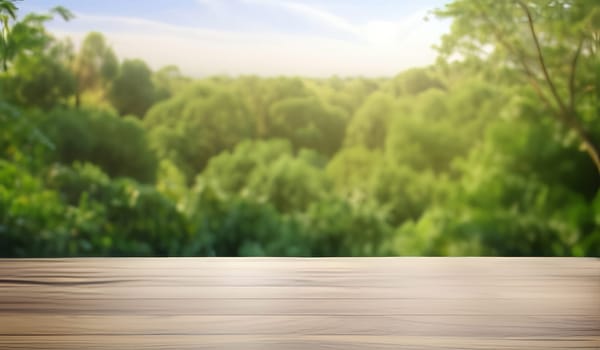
xmin=21 ymin=0 xmax=451 ymax=77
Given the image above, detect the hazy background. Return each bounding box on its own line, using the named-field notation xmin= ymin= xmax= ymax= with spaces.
xmin=21 ymin=0 xmax=450 ymax=76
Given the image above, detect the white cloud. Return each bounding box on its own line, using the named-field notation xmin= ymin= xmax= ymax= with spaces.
xmin=240 ymin=0 xmax=437 ymax=48
xmin=195 ymin=0 xmax=228 ymax=13
xmin=242 ymin=0 xmax=360 ymax=37
xmin=48 ymin=4 xmax=449 ymax=77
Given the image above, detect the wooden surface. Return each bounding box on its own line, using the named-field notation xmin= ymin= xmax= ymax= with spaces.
xmin=0 ymin=258 xmax=598 ymax=349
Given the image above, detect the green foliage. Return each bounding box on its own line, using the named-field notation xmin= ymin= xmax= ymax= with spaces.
xmin=34 ymin=108 xmax=158 ymax=183
xmin=386 ymin=68 xmax=445 ymax=96
xmin=326 ymin=146 xmax=382 ymax=197
xmin=234 ymin=76 xmax=313 ymax=137
xmin=0 ymin=160 xmax=71 ymax=257
xmin=306 ymin=77 xmax=382 ymax=117
xmin=435 ymin=0 xmax=600 ymax=172
xmin=301 ymin=198 xmax=393 ymax=256
xmin=327 ymin=147 xmax=437 ymax=226
xmin=153 ymin=65 xmax=191 ymax=101
xmin=0 ymin=4 xmax=75 ymax=109
xmin=1 ymin=1 xmax=599 ymax=258
xmin=202 ymin=139 xmax=292 ymax=194
xmin=155 ymin=159 xmax=188 ymax=203
xmin=269 ymin=97 xmax=347 ymax=156
xmin=73 ymin=32 xmax=118 ymax=105
xmin=395 ymin=116 xmax=598 ymax=256
xmin=369 ymin=164 xmax=437 ymax=226
xmin=83 ymin=33 xmax=116 ymax=80
xmin=246 ymin=152 xmax=330 ymax=213
xmin=109 ymin=59 xmax=156 ymax=117
xmin=0 ymin=101 xmax=53 ymax=169
xmin=186 ymin=182 xmax=308 ymax=256
xmin=344 ymin=92 xmax=397 ymax=150
xmin=0 ymin=4 xmax=72 ymax=72
xmin=0 ymin=1 xmax=18 ymax=21
xmin=384 ymin=83 xmax=504 ymax=173
xmin=45 ymin=163 xmax=190 ymax=256
xmin=145 ymin=82 xmax=254 ymax=182
xmin=2 ymin=39 xmax=75 ymax=109
xmin=201 ymin=139 xmax=330 ymax=213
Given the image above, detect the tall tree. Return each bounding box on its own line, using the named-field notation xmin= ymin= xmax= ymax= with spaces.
xmin=109 ymin=59 xmax=156 ymax=118
xmin=72 ymin=32 xmax=118 ymax=107
xmin=436 ymin=0 xmax=600 ymax=173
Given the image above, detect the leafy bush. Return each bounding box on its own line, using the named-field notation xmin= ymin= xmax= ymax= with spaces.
xmin=46 ymin=163 xmax=190 ymax=256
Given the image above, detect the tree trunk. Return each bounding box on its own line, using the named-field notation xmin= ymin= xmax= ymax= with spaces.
xmin=75 ymin=88 xmax=80 ymax=108
xmin=568 ymin=115 xmax=600 ymax=173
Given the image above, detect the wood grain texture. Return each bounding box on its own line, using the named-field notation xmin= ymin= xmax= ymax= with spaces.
xmin=0 ymin=258 xmax=598 ymax=349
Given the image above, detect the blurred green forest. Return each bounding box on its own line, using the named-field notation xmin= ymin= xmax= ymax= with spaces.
xmin=1 ymin=0 xmax=599 ymax=257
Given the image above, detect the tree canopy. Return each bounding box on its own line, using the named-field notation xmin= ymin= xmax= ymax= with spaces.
xmin=1 ymin=1 xmax=598 ymax=257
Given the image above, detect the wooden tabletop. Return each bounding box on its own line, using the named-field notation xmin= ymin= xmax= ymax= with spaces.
xmin=0 ymin=258 xmax=598 ymax=349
